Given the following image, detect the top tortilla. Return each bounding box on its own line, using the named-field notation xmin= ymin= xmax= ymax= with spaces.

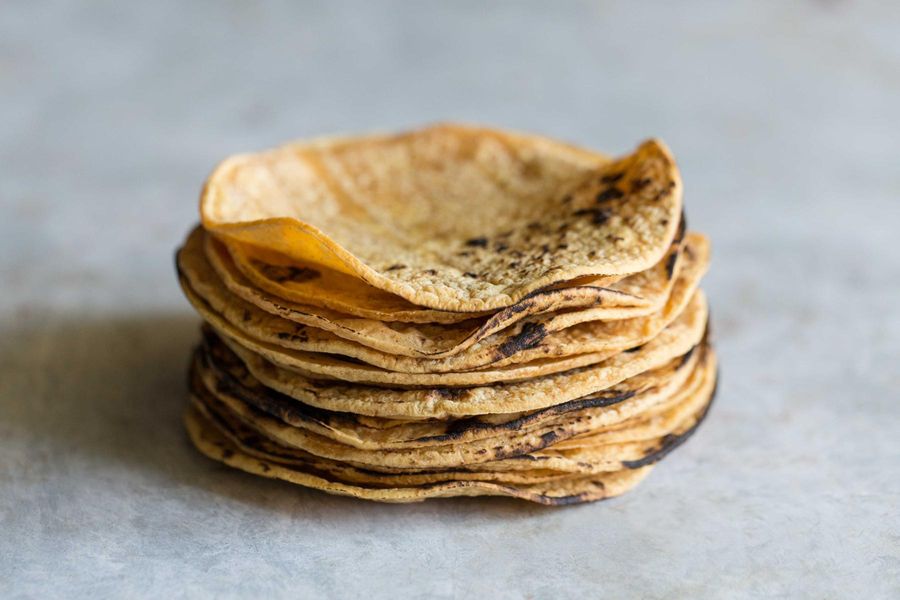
xmin=201 ymin=123 xmax=683 ymax=311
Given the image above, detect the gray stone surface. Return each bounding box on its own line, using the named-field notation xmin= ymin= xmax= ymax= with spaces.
xmin=1 ymin=1 xmax=898 ymax=598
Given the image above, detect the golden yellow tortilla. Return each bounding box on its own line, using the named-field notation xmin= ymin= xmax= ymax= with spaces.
xmin=201 ymin=124 xmax=683 ymax=311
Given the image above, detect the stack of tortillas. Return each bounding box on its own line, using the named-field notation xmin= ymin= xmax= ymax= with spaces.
xmin=176 ymin=124 xmax=716 ymax=505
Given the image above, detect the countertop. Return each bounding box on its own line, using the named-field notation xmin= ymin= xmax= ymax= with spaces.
xmin=2 ymin=1 xmax=898 ymax=598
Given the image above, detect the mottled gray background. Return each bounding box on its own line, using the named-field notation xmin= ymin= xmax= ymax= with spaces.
xmin=1 ymin=1 xmax=898 ymax=598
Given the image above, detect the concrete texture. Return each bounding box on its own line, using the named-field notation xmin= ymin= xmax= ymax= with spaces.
xmin=1 ymin=1 xmax=898 ymax=598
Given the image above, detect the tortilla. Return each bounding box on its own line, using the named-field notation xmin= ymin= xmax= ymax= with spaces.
xmin=192 ymin=346 xmax=715 ymax=473
xmin=200 ymin=224 xmax=688 ymax=358
xmin=200 ymin=124 xmax=683 ymax=311
xmin=208 ymin=288 xmax=706 ymax=389
xmin=190 ymin=343 xmax=715 ymax=471
xmin=191 ymin=394 xmax=579 ymax=485
xmin=212 ymin=290 xmax=707 ymax=418
xmin=185 ymin=403 xmax=655 ymax=504
xmin=178 ymin=228 xmax=706 ymax=375
xmin=188 ymin=360 xmax=713 ymax=483
xmin=195 ymin=335 xmax=703 ymax=450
